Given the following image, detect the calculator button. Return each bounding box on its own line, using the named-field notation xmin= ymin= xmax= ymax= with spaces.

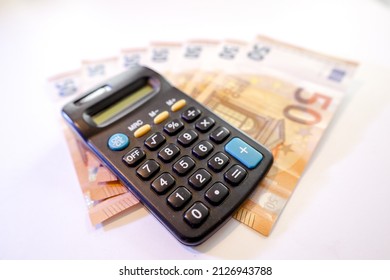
xmin=144 ymin=132 xmax=166 ymax=150
xmin=192 ymin=140 xmax=214 ymax=159
xmin=188 ymin=169 xmax=212 ymax=190
xmin=122 ymin=147 xmax=145 ymax=167
xmin=136 ymin=160 xmax=160 ymax=180
xmin=210 ymin=126 xmax=230 ymax=144
xmin=195 ymin=116 xmax=215 ymax=132
xmin=177 ymin=129 xmax=198 ymax=147
xmin=224 ymin=137 xmax=263 ymax=169
xmin=153 ymin=111 xmax=169 ymax=124
xmin=208 ymin=152 xmax=230 ymax=172
xmin=134 ymin=124 xmax=151 ymax=138
xmin=224 ymin=165 xmax=247 ymax=185
xmin=167 ymin=187 xmax=192 ymax=210
xmin=158 ymin=143 xmax=180 ymax=163
xmin=173 ymin=156 xmax=196 ymax=176
xmin=205 ymin=182 xmax=229 ymax=205
xmin=164 ymin=119 xmax=184 ymax=135
xmin=171 ymin=99 xmax=187 ymax=112
xmin=184 ymin=202 xmax=209 ymax=228
xmin=107 ymin=133 xmax=129 ymax=151
xmin=181 ymin=107 xmax=201 ymax=122
xmin=151 ymin=173 xmax=175 ymax=194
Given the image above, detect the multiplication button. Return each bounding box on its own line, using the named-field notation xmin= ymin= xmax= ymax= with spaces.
xmin=195 ymin=117 xmax=215 ymax=132
xmin=122 ymin=147 xmax=145 ymax=167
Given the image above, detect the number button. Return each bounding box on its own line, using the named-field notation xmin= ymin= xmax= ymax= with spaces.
xmin=192 ymin=140 xmax=214 ymax=159
xmin=151 ymin=173 xmax=175 ymax=194
xmin=136 ymin=160 xmax=160 ymax=180
xmin=184 ymin=202 xmax=209 ymax=228
xmin=144 ymin=132 xmax=166 ymax=150
xmin=188 ymin=169 xmax=212 ymax=190
xmin=181 ymin=107 xmax=201 ymax=122
xmin=205 ymin=182 xmax=229 ymax=205
xmin=122 ymin=147 xmax=145 ymax=167
xmin=173 ymin=156 xmax=196 ymax=176
xmin=167 ymin=187 xmax=192 ymax=210
xmin=177 ymin=129 xmax=198 ymax=147
xmin=224 ymin=165 xmax=247 ymax=185
xmin=195 ymin=116 xmax=215 ymax=132
xmin=164 ymin=119 xmax=184 ymax=136
xmin=158 ymin=143 xmax=180 ymax=163
xmin=210 ymin=126 xmax=230 ymax=144
xmin=208 ymin=152 xmax=230 ymax=172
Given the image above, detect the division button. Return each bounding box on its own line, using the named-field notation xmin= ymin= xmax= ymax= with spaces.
xmin=181 ymin=106 xmax=201 ymax=122
xmin=171 ymin=99 xmax=187 ymax=112
xmin=163 ymin=119 xmax=184 ymax=135
xmin=205 ymin=182 xmax=229 ymax=205
xmin=136 ymin=159 xmax=160 ymax=180
xmin=144 ymin=132 xmax=166 ymax=150
xmin=122 ymin=147 xmax=145 ymax=167
xmin=224 ymin=137 xmax=263 ymax=169
xmin=153 ymin=111 xmax=169 ymax=124
xmin=173 ymin=156 xmax=196 ymax=176
xmin=134 ymin=124 xmax=151 ymax=138
xmin=158 ymin=143 xmax=180 ymax=163
xmin=184 ymin=202 xmax=209 ymax=228
xmin=188 ymin=169 xmax=212 ymax=190
xmin=167 ymin=187 xmax=192 ymax=210
xmin=192 ymin=140 xmax=214 ymax=159
xmin=210 ymin=126 xmax=230 ymax=144
xmin=177 ymin=129 xmax=198 ymax=147
xmin=195 ymin=116 xmax=215 ymax=132
xmin=208 ymin=152 xmax=230 ymax=172
xmin=107 ymin=133 xmax=129 ymax=151
xmin=151 ymin=173 xmax=176 ymax=194
xmin=224 ymin=165 xmax=247 ymax=185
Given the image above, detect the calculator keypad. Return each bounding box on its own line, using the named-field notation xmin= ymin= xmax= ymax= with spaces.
xmin=115 ymin=101 xmax=269 ymax=244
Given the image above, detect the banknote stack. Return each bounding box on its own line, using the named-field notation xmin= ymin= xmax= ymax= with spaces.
xmin=48 ymin=35 xmax=358 ymax=237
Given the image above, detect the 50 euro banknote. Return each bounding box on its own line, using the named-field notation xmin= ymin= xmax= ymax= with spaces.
xmin=48 ymin=36 xmax=358 ymax=236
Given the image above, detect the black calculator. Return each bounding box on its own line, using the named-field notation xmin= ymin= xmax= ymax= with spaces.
xmin=62 ymin=66 xmax=273 ymax=245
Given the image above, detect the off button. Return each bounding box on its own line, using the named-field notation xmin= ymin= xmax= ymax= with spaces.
xmin=108 ymin=133 xmax=129 ymax=151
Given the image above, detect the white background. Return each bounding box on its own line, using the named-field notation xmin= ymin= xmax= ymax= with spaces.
xmin=0 ymin=0 xmax=390 ymax=259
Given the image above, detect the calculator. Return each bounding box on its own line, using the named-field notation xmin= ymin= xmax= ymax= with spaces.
xmin=62 ymin=66 xmax=273 ymax=245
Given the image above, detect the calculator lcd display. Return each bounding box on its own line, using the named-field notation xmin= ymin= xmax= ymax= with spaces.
xmin=91 ymin=84 xmax=154 ymax=126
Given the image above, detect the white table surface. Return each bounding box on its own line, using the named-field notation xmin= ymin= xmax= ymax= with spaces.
xmin=1 ymin=0 xmax=390 ymax=259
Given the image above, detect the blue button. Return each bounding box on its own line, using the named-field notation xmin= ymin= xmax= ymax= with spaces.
xmin=224 ymin=137 xmax=263 ymax=169
xmin=107 ymin=133 xmax=129 ymax=151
